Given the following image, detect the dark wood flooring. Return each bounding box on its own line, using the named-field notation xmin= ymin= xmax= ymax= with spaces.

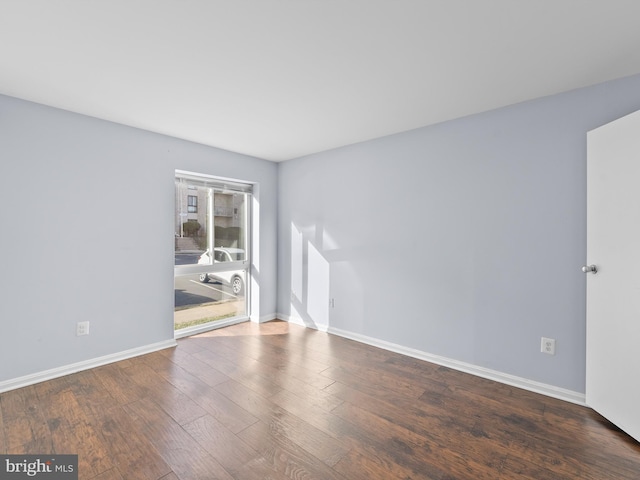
xmin=1 ymin=320 xmax=639 ymax=479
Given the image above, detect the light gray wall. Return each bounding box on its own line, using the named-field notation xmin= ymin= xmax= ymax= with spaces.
xmin=0 ymin=94 xmax=278 ymax=382
xmin=277 ymin=74 xmax=640 ymax=393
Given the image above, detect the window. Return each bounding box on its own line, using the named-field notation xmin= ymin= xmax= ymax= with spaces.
xmin=174 ymin=171 xmax=252 ymax=336
xmin=187 ymin=195 xmax=198 ymax=213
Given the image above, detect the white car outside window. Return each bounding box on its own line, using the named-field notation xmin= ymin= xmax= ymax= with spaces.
xmin=197 ymin=247 xmax=245 ymax=296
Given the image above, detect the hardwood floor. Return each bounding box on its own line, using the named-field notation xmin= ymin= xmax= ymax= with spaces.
xmin=1 ymin=320 xmax=639 ymax=479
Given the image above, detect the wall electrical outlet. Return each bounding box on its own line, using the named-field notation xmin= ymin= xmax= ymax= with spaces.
xmin=541 ymin=337 xmax=555 ymax=355
xmin=77 ymin=321 xmax=90 ymax=336
xmin=329 ymin=298 xmax=335 ymax=308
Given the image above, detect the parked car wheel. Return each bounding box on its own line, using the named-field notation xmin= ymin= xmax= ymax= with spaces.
xmin=199 ymin=273 xmax=210 ymax=283
xmin=231 ymin=276 xmax=244 ymax=295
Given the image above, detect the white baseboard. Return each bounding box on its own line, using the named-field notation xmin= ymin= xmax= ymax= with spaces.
xmin=278 ymin=313 xmax=330 ymax=331
xmin=0 ymin=339 xmax=177 ymax=394
xmin=254 ymin=313 xmax=279 ymax=324
xmin=281 ymin=315 xmax=585 ymax=406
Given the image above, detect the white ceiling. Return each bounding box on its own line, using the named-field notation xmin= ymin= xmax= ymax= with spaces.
xmin=2 ymin=1 xmax=640 ymax=161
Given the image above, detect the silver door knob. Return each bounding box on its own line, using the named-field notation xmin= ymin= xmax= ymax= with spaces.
xmin=582 ymin=265 xmax=598 ymax=274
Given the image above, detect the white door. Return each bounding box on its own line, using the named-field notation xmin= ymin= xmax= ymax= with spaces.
xmin=586 ymin=109 xmax=640 ymax=442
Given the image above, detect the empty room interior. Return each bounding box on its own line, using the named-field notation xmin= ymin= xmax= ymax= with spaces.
xmin=1 ymin=1 xmax=640 ymax=479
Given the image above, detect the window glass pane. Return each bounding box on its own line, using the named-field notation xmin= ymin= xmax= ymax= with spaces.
xmin=175 ymin=180 xmax=248 ymax=266
xmin=187 ymin=195 xmax=198 ymax=213
xmin=174 ymin=172 xmax=251 ymax=332
xmin=175 ymin=180 xmax=208 ymax=265
xmin=212 ymin=192 xmax=247 ymax=259
xmin=174 ymin=270 xmax=247 ymax=330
